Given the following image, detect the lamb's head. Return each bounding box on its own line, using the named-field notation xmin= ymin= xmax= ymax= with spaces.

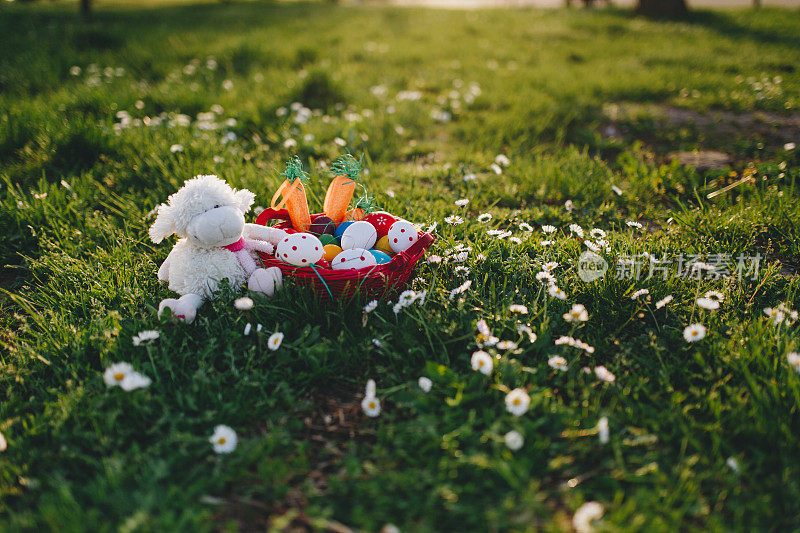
xmin=149 ymin=175 xmax=256 ymax=248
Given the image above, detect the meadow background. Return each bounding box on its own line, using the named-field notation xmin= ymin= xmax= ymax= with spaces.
xmin=2 ymin=0 xmax=800 ymax=530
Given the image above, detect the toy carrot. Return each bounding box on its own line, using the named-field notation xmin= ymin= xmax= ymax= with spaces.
xmin=345 ymin=193 xmax=377 ymax=222
xmin=271 ymin=156 xmax=312 ymax=232
xmin=323 ymin=154 xmax=361 ymax=224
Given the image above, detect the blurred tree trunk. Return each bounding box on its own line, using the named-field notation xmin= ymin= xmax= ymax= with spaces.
xmin=80 ymin=0 xmax=92 ymax=17
xmin=637 ymin=0 xmax=687 ymax=16
xmin=753 ymin=0 xmax=761 ymax=7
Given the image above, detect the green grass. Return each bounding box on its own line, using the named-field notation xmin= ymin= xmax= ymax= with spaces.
xmin=2 ymin=0 xmax=800 ymax=530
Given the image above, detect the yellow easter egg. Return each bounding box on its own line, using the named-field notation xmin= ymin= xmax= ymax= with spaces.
xmin=374 ymin=235 xmax=394 ymax=255
xmin=323 ymin=244 xmax=343 ymax=262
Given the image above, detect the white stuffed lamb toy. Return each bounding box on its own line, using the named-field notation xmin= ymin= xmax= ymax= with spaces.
xmin=149 ymin=174 xmax=286 ymax=323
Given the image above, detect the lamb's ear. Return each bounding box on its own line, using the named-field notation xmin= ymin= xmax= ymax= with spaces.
xmin=149 ymin=203 xmax=176 ymax=243
xmin=234 ymin=188 xmax=256 ymax=214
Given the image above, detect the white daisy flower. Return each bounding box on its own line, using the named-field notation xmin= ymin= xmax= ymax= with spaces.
xmin=495 ymin=154 xmax=511 ymax=167
xmin=496 ymin=340 xmax=518 ymax=351
xmin=564 ymin=200 xmax=574 ymax=212
xmin=267 ymin=332 xmax=284 ymax=351
xmin=234 ymin=297 xmax=254 ymax=311
xmin=509 ymin=304 xmax=528 ymax=314
xmin=364 ymin=300 xmax=378 ymax=313
xmin=536 ymin=271 xmax=556 ymax=285
xmin=103 ymin=362 xmax=134 ymax=387
xmin=704 ymin=291 xmax=724 ymax=302
xmin=170 ymin=144 xmax=184 ymax=153
xmin=787 ymin=352 xmax=800 ymax=373
xmin=548 ymin=356 xmax=568 ymax=372
xmin=505 ymin=388 xmax=530 ymax=416
xmin=548 ymin=285 xmax=566 ymax=300
xmin=209 ymin=425 xmax=238 ymax=454
xmin=427 ymin=255 xmax=442 ymax=264
xmin=361 ymin=395 xmax=381 ymax=417
xmin=132 ymin=330 xmax=160 ymax=346
xmin=449 ymin=280 xmax=472 ymax=300
xmin=541 ymin=225 xmax=556 ymax=234
xmin=727 ymin=457 xmax=740 ymax=473
xmin=569 ymin=224 xmax=584 ymax=238
xmin=764 ymin=307 xmax=785 ymax=325
xmin=626 ymin=220 xmax=643 ymax=229
xmin=477 ymin=213 xmax=492 ymax=223
xmin=589 ymin=228 xmax=606 ymax=239
xmin=611 ymin=185 xmax=623 ymax=196
xmin=490 ymin=163 xmax=503 ymax=175
xmin=519 ymin=223 xmax=534 ymax=232
xmin=563 ymin=303 xmax=588 ymax=323
xmin=683 ymin=323 xmax=707 ymax=342
xmin=418 ymin=377 xmax=433 ymax=392
xmin=504 ymin=430 xmax=524 ymax=451
xmin=597 ymin=416 xmax=610 ymax=444
xmin=476 ymin=319 xmax=491 ymax=337
xmin=454 ymin=198 xmax=469 ymax=207
xmin=244 ymin=323 xmax=252 ymax=335
xmin=471 ymin=350 xmax=493 ymax=375
xmin=594 ymin=366 xmax=615 ymax=383
xmin=696 ymin=297 xmax=720 ymax=310
xmin=540 ymin=240 xmax=554 ymax=246
xmin=573 ymin=502 xmax=604 ymax=533
xmin=120 ymin=372 xmax=152 ymax=391
xmin=655 ymin=295 xmax=673 ymax=309
xmin=516 ymin=324 xmax=537 ymax=343
xmin=542 ymin=261 xmax=559 ymax=272
xmin=631 ymin=289 xmax=650 ymax=300
xmin=444 ymin=215 xmax=464 ymax=225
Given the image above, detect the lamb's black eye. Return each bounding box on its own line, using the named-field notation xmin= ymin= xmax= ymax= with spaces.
xmin=213 ymin=204 xmax=220 ymax=209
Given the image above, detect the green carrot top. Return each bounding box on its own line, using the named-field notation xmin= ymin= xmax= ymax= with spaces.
xmin=353 ymin=193 xmax=378 ymax=214
xmin=330 ymin=153 xmax=362 ymax=181
xmin=281 ymin=156 xmax=309 ymax=184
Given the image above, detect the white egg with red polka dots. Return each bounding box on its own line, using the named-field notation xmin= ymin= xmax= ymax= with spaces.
xmin=331 ymin=248 xmax=378 ymax=270
xmin=387 ymin=220 xmax=419 ymax=253
xmin=275 ymin=233 xmax=323 ymax=267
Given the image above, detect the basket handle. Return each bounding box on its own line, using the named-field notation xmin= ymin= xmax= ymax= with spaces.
xmin=255 ymin=207 xmax=291 ymax=227
xmin=388 ymin=232 xmax=435 ymax=272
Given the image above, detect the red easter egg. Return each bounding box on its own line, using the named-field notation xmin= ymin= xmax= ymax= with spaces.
xmin=364 ymin=211 xmax=398 ymax=238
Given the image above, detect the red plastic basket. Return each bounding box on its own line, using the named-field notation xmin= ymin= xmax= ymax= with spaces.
xmin=254 ymin=208 xmax=435 ymax=301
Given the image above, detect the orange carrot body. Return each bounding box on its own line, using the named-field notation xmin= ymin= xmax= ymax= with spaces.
xmin=271 ymin=179 xmax=311 ymax=232
xmin=345 ymin=207 xmax=366 ymax=221
xmin=323 ymin=175 xmax=356 ymax=224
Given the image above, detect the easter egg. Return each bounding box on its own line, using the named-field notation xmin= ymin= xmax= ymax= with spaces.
xmin=332 ymin=248 xmax=378 ymax=270
xmin=387 ymin=220 xmax=419 ymax=253
xmin=275 ymin=232 xmax=323 ymax=267
xmin=364 ymin=211 xmax=398 ymax=237
xmin=340 ymin=221 xmax=377 ymax=250
xmin=318 ymin=233 xmax=338 ymax=246
xmin=369 ymin=249 xmax=392 ymax=265
xmin=323 ymin=244 xmax=342 ymax=261
xmin=309 ymin=215 xmax=336 ymax=236
xmin=334 ymin=221 xmax=355 ymax=239
xmin=374 ymin=235 xmax=394 ymax=255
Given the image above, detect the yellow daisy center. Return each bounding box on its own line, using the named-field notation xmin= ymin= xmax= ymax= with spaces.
xmin=114 ymin=373 xmax=125 ymax=381
xmin=218 ymin=437 xmax=226 ymax=444
xmin=369 ymin=401 xmax=376 ymax=409
xmin=513 ymin=398 xmax=520 ymax=405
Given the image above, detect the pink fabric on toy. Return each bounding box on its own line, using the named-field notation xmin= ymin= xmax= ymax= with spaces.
xmin=223 ymin=238 xmax=246 ymax=252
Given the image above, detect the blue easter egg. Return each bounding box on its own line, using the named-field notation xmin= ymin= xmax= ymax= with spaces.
xmin=369 ymin=249 xmax=392 ymax=265
xmin=334 ymin=221 xmax=355 ymax=239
